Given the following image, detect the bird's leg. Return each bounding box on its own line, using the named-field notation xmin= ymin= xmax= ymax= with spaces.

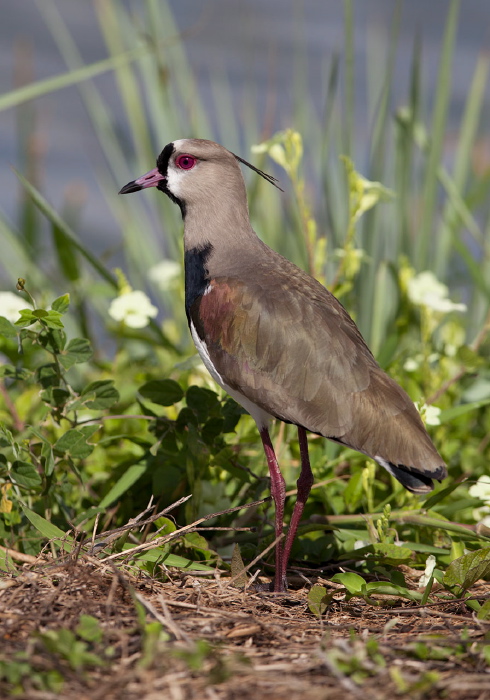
xmin=260 ymin=427 xmax=286 ymax=592
xmin=281 ymin=426 xmax=314 ymax=584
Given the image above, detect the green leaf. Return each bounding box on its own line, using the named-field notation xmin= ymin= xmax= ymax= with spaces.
xmin=139 ymin=379 xmax=184 ymax=406
xmin=42 ymin=442 xmax=55 ymax=477
xmin=307 ymin=584 xmax=333 ymax=616
xmin=477 ymin=599 xmax=490 ymax=621
xmin=456 ymin=344 xmax=484 ymax=370
xmin=186 ymin=386 xmax=221 ymax=422
xmin=54 ymin=425 xmax=100 ymax=459
xmin=59 ymin=338 xmax=93 ymax=370
xmin=18 ymin=308 xmax=65 ymax=330
xmin=76 ymin=615 xmax=103 ymax=643
xmin=443 ymin=547 xmax=490 ymax=594
xmin=0 ymin=425 xmax=15 ymax=447
xmin=331 ymin=572 xmax=366 ymax=595
xmin=15 ymin=309 xmax=38 ymax=327
xmin=22 ymin=506 xmax=73 ymax=551
xmin=221 ymin=398 xmax=244 ymax=432
xmin=50 ymin=388 xmax=71 ymax=408
xmin=183 ymin=531 xmax=211 ymax=554
xmin=133 ymin=548 xmax=214 ymax=571
xmin=421 ymin=577 xmax=435 ymax=606
xmin=364 ymin=581 xmax=422 ymax=602
xmin=0 ymin=316 xmax=19 ymax=338
xmin=202 ymin=417 xmax=224 ymax=444
xmin=51 ymin=294 xmax=70 ymax=314
xmin=38 ymin=328 xmax=66 ymax=354
xmin=11 ymin=461 xmax=42 ymax=489
xmin=36 ymin=363 xmax=59 ymax=389
xmin=344 ymin=471 xmax=364 ymax=511
xmin=439 ymin=398 xmax=490 ymax=423
xmin=0 ymin=548 xmax=15 ymax=572
xmin=81 ymin=380 xmax=119 ymax=409
xmin=99 ymin=462 xmax=147 ymax=508
xmin=40 ymin=311 xmax=65 ymax=330
xmin=423 ymin=482 xmax=462 ymax=510
xmin=0 ymin=549 xmax=16 ymax=574
xmin=0 ymin=365 xmax=31 ymax=380
xmin=340 ymin=542 xmax=412 ymax=565
xmin=371 ymin=543 xmax=413 ymax=565
xmin=154 ymin=516 xmax=177 ymax=535
xmin=53 ymin=222 xmax=81 ymax=282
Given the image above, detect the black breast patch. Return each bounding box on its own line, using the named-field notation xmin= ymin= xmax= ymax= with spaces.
xmin=184 ymin=244 xmax=214 ymax=319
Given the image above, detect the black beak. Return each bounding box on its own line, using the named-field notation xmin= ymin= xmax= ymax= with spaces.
xmin=118 ymin=180 xmax=143 ymax=194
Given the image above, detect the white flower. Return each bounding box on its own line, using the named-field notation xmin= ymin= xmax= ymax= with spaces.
xmin=404 ymin=358 xmax=420 ymax=372
xmin=424 ymin=405 xmax=441 ymax=426
xmin=407 ymin=271 xmax=466 ymax=313
xmin=469 ymin=475 xmax=490 ymax=505
xmin=108 ymin=290 xmax=158 ymax=329
xmin=0 ymin=292 xmax=32 ymax=323
xmin=416 ymin=403 xmax=442 ymax=426
xmin=148 ymin=259 xmax=181 ymax=292
xmin=419 ymin=555 xmax=436 ymax=587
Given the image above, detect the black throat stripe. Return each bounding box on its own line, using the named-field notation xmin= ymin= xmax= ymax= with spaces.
xmin=184 ymin=243 xmax=213 ymax=319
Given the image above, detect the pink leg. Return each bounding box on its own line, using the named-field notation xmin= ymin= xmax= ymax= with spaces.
xmin=260 ymin=427 xmax=286 ymax=592
xmin=281 ymin=426 xmax=314 ymax=583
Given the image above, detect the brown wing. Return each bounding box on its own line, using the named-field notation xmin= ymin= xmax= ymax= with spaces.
xmin=190 ymin=266 xmax=445 ymax=481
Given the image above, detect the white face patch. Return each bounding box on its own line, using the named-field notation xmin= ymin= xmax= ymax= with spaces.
xmin=166 ymin=164 xmax=187 ymax=199
xmin=166 ymin=139 xmax=190 ymax=198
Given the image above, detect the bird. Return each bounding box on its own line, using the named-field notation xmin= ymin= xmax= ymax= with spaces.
xmin=119 ymin=138 xmax=447 ymax=592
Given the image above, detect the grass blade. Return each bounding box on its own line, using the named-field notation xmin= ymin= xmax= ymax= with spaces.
xmin=0 ymin=46 xmax=151 ymax=112
xmin=13 ymin=169 xmax=118 ymax=289
xmin=417 ymin=0 xmax=459 ymax=267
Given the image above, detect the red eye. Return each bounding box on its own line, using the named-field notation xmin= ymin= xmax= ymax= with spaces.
xmin=175 ymin=154 xmax=197 ymax=170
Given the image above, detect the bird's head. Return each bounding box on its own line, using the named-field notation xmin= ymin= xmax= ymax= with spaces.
xmin=119 ymin=138 xmax=281 ymax=220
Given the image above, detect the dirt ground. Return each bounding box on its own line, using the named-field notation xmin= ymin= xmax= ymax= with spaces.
xmin=2 ymin=556 xmax=490 ymax=700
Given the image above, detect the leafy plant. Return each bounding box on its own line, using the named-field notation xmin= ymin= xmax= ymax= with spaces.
xmin=0 ymin=0 xmax=489 ymax=603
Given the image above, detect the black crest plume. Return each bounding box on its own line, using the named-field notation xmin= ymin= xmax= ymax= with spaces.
xmin=233 ymin=154 xmax=284 ymax=192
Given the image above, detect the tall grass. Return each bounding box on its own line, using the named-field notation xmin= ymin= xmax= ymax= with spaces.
xmin=1 ymin=0 xmax=489 ymax=352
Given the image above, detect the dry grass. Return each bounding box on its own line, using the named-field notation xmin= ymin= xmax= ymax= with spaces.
xmin=2 ymin=554 xmax=490 ymax=700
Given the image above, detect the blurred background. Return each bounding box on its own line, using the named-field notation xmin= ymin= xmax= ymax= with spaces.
xmin=1 ymin=0 xmax=489 ymax=347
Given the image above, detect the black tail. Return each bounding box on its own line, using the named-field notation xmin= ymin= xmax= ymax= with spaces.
xmin=375 ymin=456 xmax=443 ymax=494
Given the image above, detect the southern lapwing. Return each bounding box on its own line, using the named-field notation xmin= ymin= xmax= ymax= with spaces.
xmin=119 ymin=139 xmax=447 ymax=592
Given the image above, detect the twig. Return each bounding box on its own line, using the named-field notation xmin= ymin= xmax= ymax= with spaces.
xmin=0 ymin=544 xmax=38 ymax=563
xmin=91 ymin=512 xmax=101 ymax=551
xmin=102 ymin=496 xmax=271 ymax=562
xmin=132 ymin=590 xmax=190 ymax=643
xmin=91 ymin=495 xmax=192 ymax=547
